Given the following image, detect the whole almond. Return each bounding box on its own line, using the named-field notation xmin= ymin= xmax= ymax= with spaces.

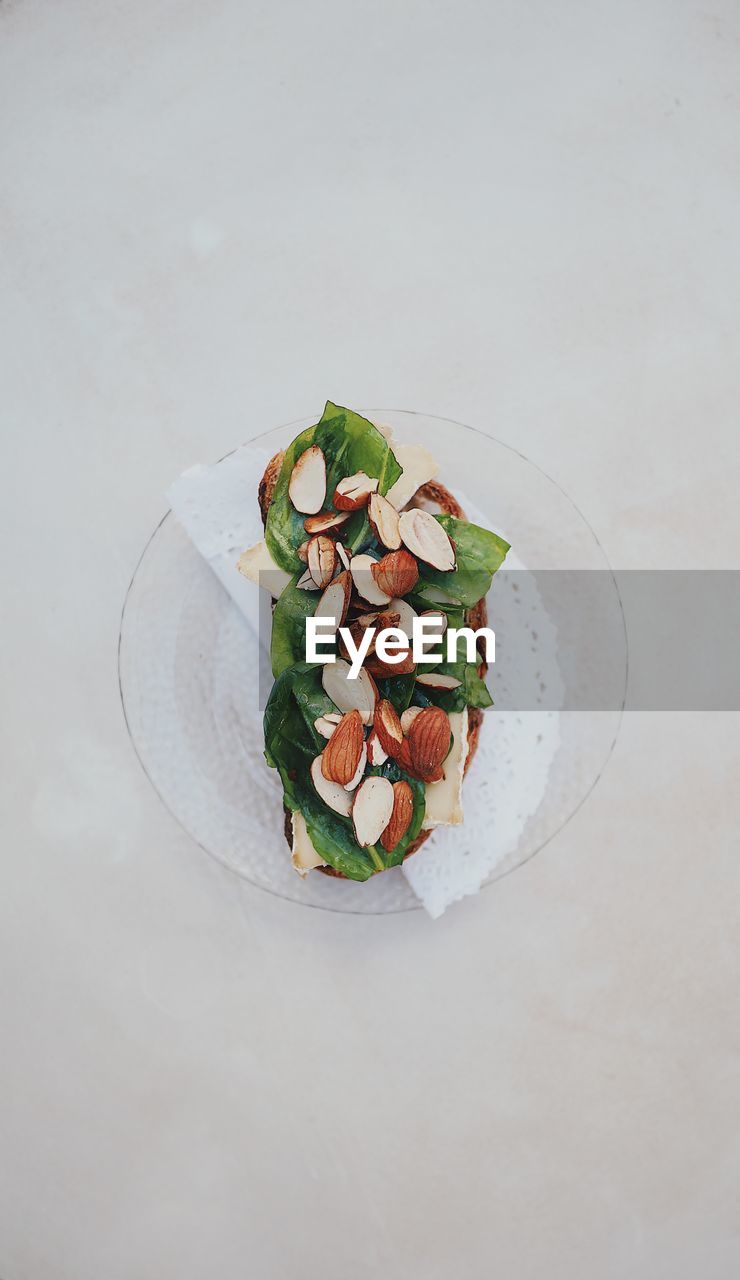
xmin=321 ymin=709 xmax=364 ymax=786
xmin=372 ymin=549 xmax=419 ymax=598
xmin=394 ymin=737 xmax=444 ymax=784
xmin=380 ymin=781 xmax=414 ymax=852
xmin=373 ymin=699 xmax=404 ymax=757
xmin=407 ymin=705 xmax=451 ymax=778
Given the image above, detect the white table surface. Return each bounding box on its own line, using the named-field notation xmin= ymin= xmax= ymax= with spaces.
xmin=2 ymin=2 xmax=739 ymax=1276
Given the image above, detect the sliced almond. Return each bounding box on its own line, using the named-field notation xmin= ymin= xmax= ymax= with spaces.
xmin=372 ymin=549 xmax=419 ymax=598
xmin=352 ymin=776 xmax=395 ymax=848
xmin=333 ymin=472 xmax=379 ymax=511
xmin=289 ymin=445 xmax=326 ymax=514
xmin=314 ymin=570 xmax=351 ymax=637
xmin=343 ymin=610 xmax=400 ymax=662
xmin=350 ymin=553 xmax=392 ymax=607
xmin=389 ymin=597 xmax=419 ymax=642
xmin=297 ymin=540 xmax=310 ymax=563
xmin=322 ymin=659 xmax=378 ymax=726
xmin=368 ymin=492 xmax=401 ymax=550
xmin=366 ymin=729 xmax=388 ymax=766
xmin=296 ymin=568 xmax=319 ymax=591
xmin=415 ymin=672 xmax=462 ymax=690
xmin=314 ymin=715 xmax=340 ymax=739
xmin=380 ymin=780 xmax=414 ymax=852
xmin=336 ymin=543 xmax=351 ymax=570
xmin=374 ymin=699 xmax=404 ymax=757
xmin=310 ymin=755 xmax=352 ymax=817
xmin=400 ymin=705 xmax=423 ymax=734
xmin=321 ymin=709 xmax=364 ymax=786
xmin=307 ymin=534 xmax=337 ymax=589
xmin=365 ymin=650 xmax=416 ymax=679
xmin=399 ymin=508 xmax=456 ymax=571
xmin=343 ymin=742 xmax=367 ymax=792
xmin=304 ymin=510 xmax=351 ymax=535
xmin=419 ymin=609 xmax=448 ymax=653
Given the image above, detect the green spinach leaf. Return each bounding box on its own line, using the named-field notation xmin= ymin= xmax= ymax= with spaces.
xmin=265 ymin=401 xmax=402 ymax=573
xmin=415 ymin=515 xmax=509 ymax=608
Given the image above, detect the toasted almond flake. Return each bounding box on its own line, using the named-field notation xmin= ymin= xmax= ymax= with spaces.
xmin=350 ymin=553 xmax=392 ymax=607
xmin=314 ymin=570 xmax=351 ymax=635
xmin=333 ymin=472 xmax=379 ymax=511
xmin=419 ymin=609 xmax=448 ymax=653
xmin=374 ymin=699 xmax=404 ymax=756
xmin=336 ymin=543 xmax=351 ymax=570
xmin=322 ymin=659 xmax=377 ymax=726
xmin=303 ymin=510 xmax=351 ymax=535
xmin=352 ymin=775 xmax=395 ymax=848
xmin=389 ymin=597 xmax=419 ymax=642
xmin=366 ymin=729 xmax=388 ymax=766
xmin=368 ymin=492 xmax=402 ymax=550
xmin=398 ymin=508 xmax=456 ymax=571
xmin=296 ymin=568 xmax=319 ymax=590
xmin=314 ymin=715 xmax=339 ymax=739
xmin=289 ymin=445 xmax=326 ymax=514
xmin=415 ymin=672 xmax=462 ymax=690
xmin=400 ymin=705 xmax=423 ymax=734
xmin=310 ymin=756 xmax=353 ymax=817
xmin=307 ymin=534 xmax=337 ymax=589
xmin=365 ymin=649 xmax=416 ymax=678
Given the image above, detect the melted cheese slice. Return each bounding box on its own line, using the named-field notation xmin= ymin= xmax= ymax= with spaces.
xmin=291 ymin=811 xmax=327 ymax=877
xmin=422 ymin=709 xmax=468 ymax=828
xmin=237 ymin=541 xmax=292 ymax=599
xmin=386 ymin=444 xmax=439 ymax=511
xmin=371 ymin=423 xmax=439 ymax=510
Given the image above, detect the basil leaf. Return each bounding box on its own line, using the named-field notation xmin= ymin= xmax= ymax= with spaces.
xmin=265 ymin=401 xmax=402 ymax=573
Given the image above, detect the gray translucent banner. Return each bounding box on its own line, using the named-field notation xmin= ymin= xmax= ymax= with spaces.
xmin=258 ymin=571 xmax=740 ymax=711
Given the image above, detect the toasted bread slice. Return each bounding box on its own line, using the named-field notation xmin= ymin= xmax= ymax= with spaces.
xmin=259 ymin=450 xmax=486 ymax=874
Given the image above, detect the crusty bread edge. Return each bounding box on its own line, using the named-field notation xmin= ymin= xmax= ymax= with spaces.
xmin=259 ymin=449 xmax=485 ymax=876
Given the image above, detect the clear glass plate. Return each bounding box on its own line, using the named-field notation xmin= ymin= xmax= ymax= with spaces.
xmin=118 ymin=410 xmax=626 ymax=913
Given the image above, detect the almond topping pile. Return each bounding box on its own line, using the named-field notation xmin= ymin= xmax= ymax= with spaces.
xmin=285 ymin=442 xmax=465 ymax=849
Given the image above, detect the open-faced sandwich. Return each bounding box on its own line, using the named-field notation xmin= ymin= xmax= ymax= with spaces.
xmin=237 ymin=402 xmax=509 ymax=882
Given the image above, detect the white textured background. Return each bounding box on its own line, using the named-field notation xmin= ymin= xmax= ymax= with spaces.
xmin=2 ymin=1 xmax=739 ymax=1277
